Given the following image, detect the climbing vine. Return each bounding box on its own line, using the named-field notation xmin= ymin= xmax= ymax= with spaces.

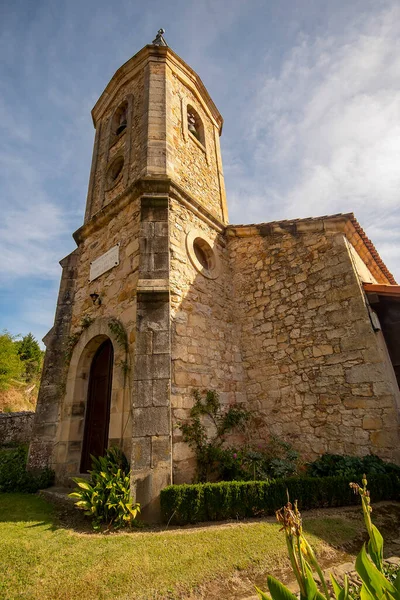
xmin=108 ymin=319 xmax=128 ymax=352
xmin=179 ymin=389 xmax=251 ymax=483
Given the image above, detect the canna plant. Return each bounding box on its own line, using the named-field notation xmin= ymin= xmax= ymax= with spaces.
xmin=69 ymin=447 xmax=140 ymax=531
xmin=349 ymin=475 xmax=383 ymax=572
xmin=256 ymin=475 xmax=400 ymax=600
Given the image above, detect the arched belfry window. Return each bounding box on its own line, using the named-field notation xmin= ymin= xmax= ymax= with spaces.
xmin=112 ymin=101 xmax=128 ymax=138
xmin=187 ymin=105 xmax=205 ymax=147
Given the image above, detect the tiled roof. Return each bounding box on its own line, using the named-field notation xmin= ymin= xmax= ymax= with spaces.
xmin=349 ymin=215 xmax=396 ymax=285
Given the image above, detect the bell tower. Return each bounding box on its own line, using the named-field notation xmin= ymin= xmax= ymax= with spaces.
xmin=83 ymin=29 xmax=228 ymax=225
xmin=28 ymin=31 xmax=231 ymax=520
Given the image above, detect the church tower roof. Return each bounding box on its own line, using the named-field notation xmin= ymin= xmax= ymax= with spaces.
xmin=91 ymin=36 xmax=223 ymax=134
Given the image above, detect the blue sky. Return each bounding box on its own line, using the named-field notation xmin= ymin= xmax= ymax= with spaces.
xmin=1 ymin=0 xmax=399 ymax=346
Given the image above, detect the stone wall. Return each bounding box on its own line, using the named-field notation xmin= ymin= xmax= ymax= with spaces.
xmin=1 ymin=412 xmax=35 ymax=445
xmin=169 ymin=199 xmax=247 ymax=482
xmin=166 ymin=65 xmax=227 ymax=222
xmin=48 ymin=196 xmax=142 ymax=482
xmin=86 ymin=72 xmax=146 ymax=220
xmin=227 ymin=224 xmax=400 ymax=463
xmin=72 ymin=196 xmax=141 ymax=330
xmin=28 ymin=249 xmax=79 ymax=471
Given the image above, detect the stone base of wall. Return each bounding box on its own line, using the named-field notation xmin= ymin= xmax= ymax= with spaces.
xmin=0 ymin=412 xmax=35 ymax=445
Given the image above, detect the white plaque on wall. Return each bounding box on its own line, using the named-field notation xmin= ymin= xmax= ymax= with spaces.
xmin=89 ymin=244 xmax=120 ymax=282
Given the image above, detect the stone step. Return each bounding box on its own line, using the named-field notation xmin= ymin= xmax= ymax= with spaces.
xmin=39 ymin=486 xmax=77 ymax=506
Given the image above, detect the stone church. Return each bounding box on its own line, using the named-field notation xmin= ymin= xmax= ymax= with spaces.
xmin=28 ymin=31 xmax=400 ymax=518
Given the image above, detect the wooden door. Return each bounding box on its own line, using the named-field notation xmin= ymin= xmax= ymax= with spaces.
xmin=80 ymin=339 xmax=114 ymax=473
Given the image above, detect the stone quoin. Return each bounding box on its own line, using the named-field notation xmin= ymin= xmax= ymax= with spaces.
xmin=28 ymin=32 xmax=400 ymax=520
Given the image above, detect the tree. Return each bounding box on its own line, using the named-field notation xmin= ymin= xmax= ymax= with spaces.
xmin=15 ymin=333 xmax=43 ymax=383
xmin=0 ymin=331 xmax=23 ymax=390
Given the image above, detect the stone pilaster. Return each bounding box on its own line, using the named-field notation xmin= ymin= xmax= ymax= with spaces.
xmin=131 ymin=196 xmax=172 ymax=520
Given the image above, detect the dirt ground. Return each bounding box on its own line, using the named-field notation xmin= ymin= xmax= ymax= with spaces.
xmin=0 ymin=384 xmax=37 ymax=412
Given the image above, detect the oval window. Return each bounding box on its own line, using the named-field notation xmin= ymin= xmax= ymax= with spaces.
xmin=186 ymin=231 xmax=220 ymax=279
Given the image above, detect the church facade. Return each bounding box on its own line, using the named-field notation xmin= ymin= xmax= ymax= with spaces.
xmin=28 ymin=34 xmax=400 ymax=518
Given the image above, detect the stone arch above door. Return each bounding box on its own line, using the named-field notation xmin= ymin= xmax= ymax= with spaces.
xmin=54 ymin=318 xmax=132 ymax=481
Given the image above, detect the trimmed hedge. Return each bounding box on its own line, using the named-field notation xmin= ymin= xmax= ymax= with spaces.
xmin=160 ymin=475 xmax=400 ymax=525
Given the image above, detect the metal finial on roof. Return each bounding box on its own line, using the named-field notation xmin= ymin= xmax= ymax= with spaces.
xmin=152 ymin=28 xmax=168 ymax=47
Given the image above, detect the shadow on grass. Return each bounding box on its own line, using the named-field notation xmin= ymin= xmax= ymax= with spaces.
xmin=2 ymin=491 xmax=400 ymax=547
xmin=0 ymin=492 xmax=101 ymax=535
xmin=0 ymin=493 xmax=55 ymax=525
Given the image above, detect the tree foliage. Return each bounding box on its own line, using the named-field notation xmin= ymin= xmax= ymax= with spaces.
xmin=15 ymin=333 xmax=43 ymax=383
xmin=0 ymin=331 xmax=23 ymax=390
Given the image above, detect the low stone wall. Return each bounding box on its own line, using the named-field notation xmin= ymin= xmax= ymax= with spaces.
xmin=0 ymin=412 xmax=35 ymax=445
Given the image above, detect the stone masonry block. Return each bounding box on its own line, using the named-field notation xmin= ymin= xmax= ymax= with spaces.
xmin=33 ymin=422 xmax=57 ymax=440
xmin=140 ymin=222 xmax=155 ymax=237
xmin=135 ymin=354 xmax=170 ymax=380
xmin=140 ymin=252 xmax=153 ymax=273
xmin=35 ymin=402 xmax=59 ymax=423
xmin=141 ymin=206 xmax=168 ymax=222
xmin=346 ymin=364 xmax=384 ymax=384
xmin=140 ymin=237 xmax=168 ymax=254
xmin=136 ymin=380 xmax=153 ymax=407
xmin=153 ymin=378 xmax=169 ymax=406
xmin=152 ymin=436 xmax=171 ymax=466
xmin=363 ymin=416 xmax=382 ymax=430
xmin=136 ymin=331 xmax=153 ymax=355
xmin=371 ymin=429 xmax=399 ymax=448
xmin=153 ymin=252 xmax=169 ymax=272
xmin=132 ymin=407 xmax=170 ymax=436
xmin=137 ymin=302 xmax=169 ymax=331
xmin=27 ymin=441 xmax=54 ymax=470
xmin=155 ymin=222 xmax=168 ymax=236
xmin=153 ymin=331 xmax=169 ymax=354
xmin=132 ymin=437 xmax=151 ymax=469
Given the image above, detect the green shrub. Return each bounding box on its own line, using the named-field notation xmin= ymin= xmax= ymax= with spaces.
xmin=69 ymin=447 xmax=140 ymax=531
xmin=307 ymin=453 xmax=400 ymax=478
xmin=0 ymin=445 xmax=54 ymax=493
xmin=218 ymin=437 xmax=299 ymax=481
xmin=178 ymin=389 xmax=251 ymax=482
xmin=160 ymin=474 xmax=400 ymax=525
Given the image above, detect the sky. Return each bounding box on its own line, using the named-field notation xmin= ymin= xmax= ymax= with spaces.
xmin=1 ymin=0 xmax=399 ymax=346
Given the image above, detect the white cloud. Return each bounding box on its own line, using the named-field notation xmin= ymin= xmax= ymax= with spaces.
xmin=0 ymin=148 xmax=73 ymax=282
xmin=227 ymin=3 xmax=400 ymax=278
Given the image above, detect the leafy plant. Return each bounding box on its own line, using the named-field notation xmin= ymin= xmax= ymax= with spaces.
xmin=178 ymin=389 xmax=251 ymax=482
xmin=69 ymin=447 xmax=140 ymax=531
xmin=218 ymin=438 xmax=299 ymax=482
xmin=0 ymin=444 xmax=54 ymax=493
xmin=307 ymin=453 xmax=400 ymax=479
xmin=108 ymin=319 xmax=128 ymax=351
xmin=0 ymin=330 xmax=23 ymax=390
xmin=15 ymin=332 xmax=43 ymax=383
xmin=256 ymin=475 xmax=400 ymax=600
xmin=80 ymin=314 xmax=94 ymax=330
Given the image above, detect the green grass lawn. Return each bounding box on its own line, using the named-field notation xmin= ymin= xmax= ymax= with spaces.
xmin=0 ymin=493 xmax=362 ymax=600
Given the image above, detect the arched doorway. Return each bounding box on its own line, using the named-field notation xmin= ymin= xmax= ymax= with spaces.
xmin=80 ymin=338 xmax=114 ymax=472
